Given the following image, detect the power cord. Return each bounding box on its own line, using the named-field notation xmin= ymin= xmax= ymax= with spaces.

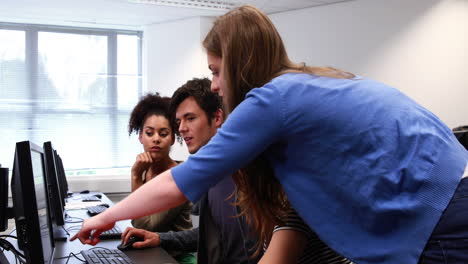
xmin=0 ymin=235 xmax=18 ymax=240
xmin=55 ymin=246 xmax=117 ymax=264
xmin=65 ymin=215 xmax=84 ymax=224
xmin=0 ymin=238 xmax=26 ymax=264
xmin=66 ymin=225 xmax=85 ymax=233
xmin=54 ymin=251 xmax=86 ymax=264
xmin=61 ymin=225 xmax=71 ymax=236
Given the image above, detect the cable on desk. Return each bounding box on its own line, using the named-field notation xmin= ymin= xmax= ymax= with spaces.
xmin=55 ymin=246 xmax=116 ymax=263
xmin=0 ymin=238 xmax=26 ymax=264
xmin=15 ymin=255 xmax=26 ymax=264
xmin=54 ymin=251 xmax=86 ymax=263
xmin=66 ymin=225 xmax=85 ymax=233
xmin=0 ymin=235 xmax=12 ymax=253
xmin=61 ymin=225 xmax=71 ymax=236
xmin=65 ymin=251 xmax=86 ymax=264
xmin=65 ymin=215 xmax=84 ymax=223
xmin=0 ymin=235 xmax=18 ymax=240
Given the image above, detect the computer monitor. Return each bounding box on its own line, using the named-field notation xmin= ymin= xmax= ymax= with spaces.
xmin=453 ymin=126 xmax=468 ymax=150
xmin=0 ymin=165 xmax=14 ymax=264
xmin=0 ymin=166 xmax=9 ymax=232
xmin=11 ymin=141 xmax=55 ymax=263
xmin=43 ymin=141 xmax=67 ymax=241
xmin=54 ymin=150 xmax=70 ymax=198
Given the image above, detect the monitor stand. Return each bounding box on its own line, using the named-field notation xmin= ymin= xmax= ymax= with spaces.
xmin=53 ymin=225 xmax=68 ymax=241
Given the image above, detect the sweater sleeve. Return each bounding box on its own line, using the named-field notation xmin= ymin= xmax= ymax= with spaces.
xmin=159 ymin=227 xmax=199 ymax=252
xmin=172 ymin=84 xmax=285 ymax=202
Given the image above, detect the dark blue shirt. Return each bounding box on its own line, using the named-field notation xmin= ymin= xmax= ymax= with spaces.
xmin=206 ymin=176 xmax=254 ymax=263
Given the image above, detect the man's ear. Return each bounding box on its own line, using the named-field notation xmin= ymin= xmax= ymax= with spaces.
xmin=214 ymin=108 xmax=224 ymax=128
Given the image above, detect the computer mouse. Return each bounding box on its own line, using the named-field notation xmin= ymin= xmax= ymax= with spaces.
xmin=117 ymin=236 xmax=144 ymax=251
xmin=93 ymin=194 xmax=102 ymax=199
xmin=79 ymin=189 xmax=90 ymax=194
xmin=99 ymin=203 xmax=110 ymax=208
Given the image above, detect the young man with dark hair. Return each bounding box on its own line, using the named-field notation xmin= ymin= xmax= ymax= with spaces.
xmin=121 ymin=78 xmax=258 ymax=264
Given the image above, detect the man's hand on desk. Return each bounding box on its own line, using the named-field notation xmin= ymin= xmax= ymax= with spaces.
xmin=121 ymin=227 xmax=161 ymax=249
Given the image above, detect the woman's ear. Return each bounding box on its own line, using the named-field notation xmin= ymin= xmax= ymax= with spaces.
xmin=138 ymin=132 xmax=143 ymax=144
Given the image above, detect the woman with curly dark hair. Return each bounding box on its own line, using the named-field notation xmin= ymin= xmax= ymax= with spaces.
xmin=127 ymin=93 xmax=194 ymax=264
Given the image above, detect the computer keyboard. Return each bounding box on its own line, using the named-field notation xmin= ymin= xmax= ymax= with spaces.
xmin=87 ymin=205 xmax=108 ymax=216
xmin=81 ymin=195 xmax=102 ymax=202
xmin=98 ymin=225 xmax=123 ymax=240
xmin=81 ymin=248 xmax=133 ymax=264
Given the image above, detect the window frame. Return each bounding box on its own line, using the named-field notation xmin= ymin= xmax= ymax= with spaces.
xmin=0 ymin=22 xmax=143 ymax=173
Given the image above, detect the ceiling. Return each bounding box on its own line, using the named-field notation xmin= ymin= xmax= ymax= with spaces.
xmin=0 ymin=0 xmax=354 ymax=30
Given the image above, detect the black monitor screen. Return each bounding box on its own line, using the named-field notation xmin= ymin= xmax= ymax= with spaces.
xmin=54 ymin=151 xmax=69 ymax=199
xmin=11 ymin=141 xmax=55 ymax=263
xmin=454 ymin=130 xmax=468 ymax=150
xmin=31 ymin=150 xmax=54 ymax=261
xmin=0 ymin=167 xmax=8 ymax=232
xmin=43 ymin=142 xmax=65 ymax=227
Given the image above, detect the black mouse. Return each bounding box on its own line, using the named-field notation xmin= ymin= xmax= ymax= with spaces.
xmin=117 ymin=236 xmax=144 ymax=251
xmin=99 ymin=203 xmax=110 ymax=208
xmin=79 ymin=190 xmax=90 ymax=194
xmin=93 ymin=194 xmax=102 ymax=199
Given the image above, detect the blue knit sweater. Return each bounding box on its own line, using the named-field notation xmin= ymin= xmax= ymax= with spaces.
xmin=172 ymin=73 xmax=468 ymax=264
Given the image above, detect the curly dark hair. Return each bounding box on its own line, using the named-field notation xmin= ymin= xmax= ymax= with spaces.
xmin=170 ymin=78 xmax=222 ymax=138
xmin=128 ymin=93 xmax=174 ymax=137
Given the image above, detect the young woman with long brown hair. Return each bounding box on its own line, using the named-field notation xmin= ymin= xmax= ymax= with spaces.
xmin=72 ymin=5 xmax=468 ymax=264
xmin=204 ymin=9 xmax=353 ymax=262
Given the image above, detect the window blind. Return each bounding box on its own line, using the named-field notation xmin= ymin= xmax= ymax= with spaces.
xmin=0 ymin=23 xmax=143 ymax=175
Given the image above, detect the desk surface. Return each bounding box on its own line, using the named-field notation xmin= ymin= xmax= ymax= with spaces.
xmin=3 ymin=192 xmax=178 ymax=264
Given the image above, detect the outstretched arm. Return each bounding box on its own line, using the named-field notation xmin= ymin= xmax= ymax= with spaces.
xmin=71 ymin=169 xmax=187 ymax=245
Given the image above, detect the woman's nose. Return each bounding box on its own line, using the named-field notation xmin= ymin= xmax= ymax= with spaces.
xmin=153 ymin=134 xmax=161 ymax=143
xmin=211 ymin=82 xmax=220 ymax=94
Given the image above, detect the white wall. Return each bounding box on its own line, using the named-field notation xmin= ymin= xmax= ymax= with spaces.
xmin=142 ymin=16 xmax=215 ymax=162
xmin=270 ymin=0 xmax=468 ymax=128
xmin=143 ymin=16 xmax=215 ymax=97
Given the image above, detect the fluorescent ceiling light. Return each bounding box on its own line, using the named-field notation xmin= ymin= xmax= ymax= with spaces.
xmin=128 ymin=0 xmax=240 ymax=10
